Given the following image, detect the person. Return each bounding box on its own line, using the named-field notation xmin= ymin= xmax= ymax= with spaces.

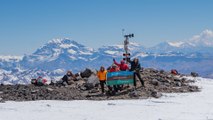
xmin=109 ymin=64 xmax=120 ymax=72
xmin=129 ymin=58 xmax=144 ymax=87
xmin=97 ymin=66 xmax=107 ymax=94
xmin=113 ymin=59 xmax=129 ymax=71
xmin=108 ymin=64 xmax=120 ymax=93
xmin=62 ymin=71 xmax=76 ymax=85
xmin=113 ymin=59 xmax=129 ymax=90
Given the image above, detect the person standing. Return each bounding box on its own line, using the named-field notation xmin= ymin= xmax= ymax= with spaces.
xmin=113 ymin=59 xmax=129 ymax=90
xmin=113 ymin=59 xmax=129 ymax=71
xmin=129 ymin=58 xmax=144 ymax=87
xmin=97 ymin=66 xmax=107 ymax=94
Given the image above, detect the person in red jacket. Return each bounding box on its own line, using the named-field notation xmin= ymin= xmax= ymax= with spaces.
xmin=113 ymin=59 xmax=129 ymax=91
xmin=113 ymin=59 xmax=129 ymax=71
xmin=109 ymin=64 xmax=120 ymax=72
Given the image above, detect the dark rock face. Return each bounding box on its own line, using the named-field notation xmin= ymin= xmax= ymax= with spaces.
xmin=191 ymin=72 xmax=199 ymax=77
xmin=0 ymin=68 xmax=200 ymax=102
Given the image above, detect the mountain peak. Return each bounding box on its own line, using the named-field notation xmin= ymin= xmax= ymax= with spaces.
xmin=48 ymin=38 xmax=73 ymax=44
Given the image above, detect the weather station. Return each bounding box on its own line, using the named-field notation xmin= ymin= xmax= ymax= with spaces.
xmin=122 ymin=30 xmax=134 ymax=63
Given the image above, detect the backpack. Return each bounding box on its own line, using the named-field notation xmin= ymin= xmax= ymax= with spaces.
xmin=171 ymin=69 xmax=178 ymax=75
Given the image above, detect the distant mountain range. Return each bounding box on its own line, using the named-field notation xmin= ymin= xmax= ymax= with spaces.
xmin=1 ymin=29 xmax=213 ymax=84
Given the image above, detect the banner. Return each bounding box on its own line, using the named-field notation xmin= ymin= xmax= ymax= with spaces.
xmin=106 ymin=71 xmax=134 ymax=86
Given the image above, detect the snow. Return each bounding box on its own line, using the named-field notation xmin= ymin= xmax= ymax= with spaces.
xmin=0 ymin=77 xmax=213 ymax=120
xmin=69 ymin=56 xmax=77 ymax=60
xmin=48 ymin=38 xmax=63 ymax=44
xmin=59 ymin=44 xmax=78 ymax=49
xmin=104 ymin=50 xmax=118 ymax=55
xmin=168 ymin=41 xmax=184 ymax=47
xmin=52 ymin=69 xmax=64 ymax=75
xmin=79 ymin=51 xmax=93 ymax=55
xmin=114 ymin=45 xmax=123 ymax=49
xmin=133 ymin=52 xmax=148 ymax=58
xmin=68 ymin=49 xmax=77 ymax=54
xmin=78 ymin=57 xmax=88 ymax=61
xmin=0 ymin=56 xmax=23 ymax=62
xmin=129 ymin=42 xmax=141 ymax=46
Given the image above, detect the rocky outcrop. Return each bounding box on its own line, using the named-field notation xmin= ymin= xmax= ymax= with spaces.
xmin=0 ymin=68 xmax=199 ymax=102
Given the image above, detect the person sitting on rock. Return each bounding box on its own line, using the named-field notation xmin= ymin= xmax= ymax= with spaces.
xmin=113 ymin=59 xmax=129 ymax=71
xmin=62 ymin=71 xmax=76 ymax=85
xmin=97 ymin=66 xmax=107 ymax=94
xmin=129 ymin=58 xmax=144 ymax=87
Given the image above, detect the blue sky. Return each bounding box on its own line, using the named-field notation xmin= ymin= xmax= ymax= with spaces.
xmin=0 ymin=0 xmax=213 ymax=55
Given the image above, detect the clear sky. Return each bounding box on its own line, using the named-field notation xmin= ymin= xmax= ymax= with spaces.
xmin=0 ymin=0 xmax=213 ymax=55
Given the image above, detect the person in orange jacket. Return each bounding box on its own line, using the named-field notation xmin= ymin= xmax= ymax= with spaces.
xmin=97 ymin=66 xmax=107 ymax=94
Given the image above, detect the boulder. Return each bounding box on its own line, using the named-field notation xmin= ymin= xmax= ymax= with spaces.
xmin=88 ymin=74 xmax=99 ymax=84
xmin=191 ymin=72 xmax=199 ymax=77
xmin=175 ymin=82 xmax=182 ymax=87
xmin=84 ymin=83 xmax=94 ymax=90
xmin=80 ymin=68 xmax=93 ymax=78
xmin=151 ymin=90 xmax=162 ymax=98
xmin=129 ymin=91 xmax=139 ymax=98
xmin=160 ymin=70 xmax=165 ymax=74
xmin=151 ymin=79 xmax=159 ymax=86
xmin=46 ymin=88 xmax=54 ymax=92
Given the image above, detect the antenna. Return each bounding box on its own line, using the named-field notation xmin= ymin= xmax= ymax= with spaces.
xmin=123 ymin=33 xmax=134 ymax=63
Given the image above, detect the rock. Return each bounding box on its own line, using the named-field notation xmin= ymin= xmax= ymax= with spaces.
xmin=80 ymin=68 xmax=93 ymax=78
xmin=89 ymin=89 xmax=99 ymax=93
xmin=191 ymin=72 xmax=199 ymax=77
xmin=87 ymin=74 xmax=99 ymax=86
xmin=80 ymin=86 xmax=87 ymax=91
xmin=85 ymin=83 xmax=94 ymax=90
xmin=189 ymin=86 xmax=199 ymax=92
xmin=158 ymin=78 xmax=167 ymax=83
xmin=151 ymin=79 xmax=159 ymax=86
xmin=175 ymin=82 xmax=181 ymax=87
xmin=46 ymin=88 xmax=54 ymax=92
xmin=129 ymin=90 xmax=139 ymax=98
xmin=163 ymin=82 xmax=170 ymax=87
xmin=31 ymin=90 xmax=39 ymax=94
xmin=0 ymin=68 xmax=200 ymax=101
xmin=151 ymin=90 xmax=162 ymax=98
xmin=107 ymin=103 xmax=116 ymax=106
xmin=0 ymin=97 xmax=4 ymax=103
xmin=181 ymin=78 xmax=186 ymax=82
xmin=160 ymin=70 xmax=165 ymax=74
xmin=174 ymin=78 xmax=181 ymax=82
xmin=84 ymin=74 xmax=99 ymax=90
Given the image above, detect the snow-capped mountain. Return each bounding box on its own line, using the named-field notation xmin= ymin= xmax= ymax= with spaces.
xmin=0 ymin=29 xmax=213 ymax=84
xmin=150 ymin=29 xmax=213 ymax=53
xmin=20 ymin=38 xmax=98 ymax=71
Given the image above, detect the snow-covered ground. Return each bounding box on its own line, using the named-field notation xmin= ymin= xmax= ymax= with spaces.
xmin=0 ymin=77 xmax=213 ymax=120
